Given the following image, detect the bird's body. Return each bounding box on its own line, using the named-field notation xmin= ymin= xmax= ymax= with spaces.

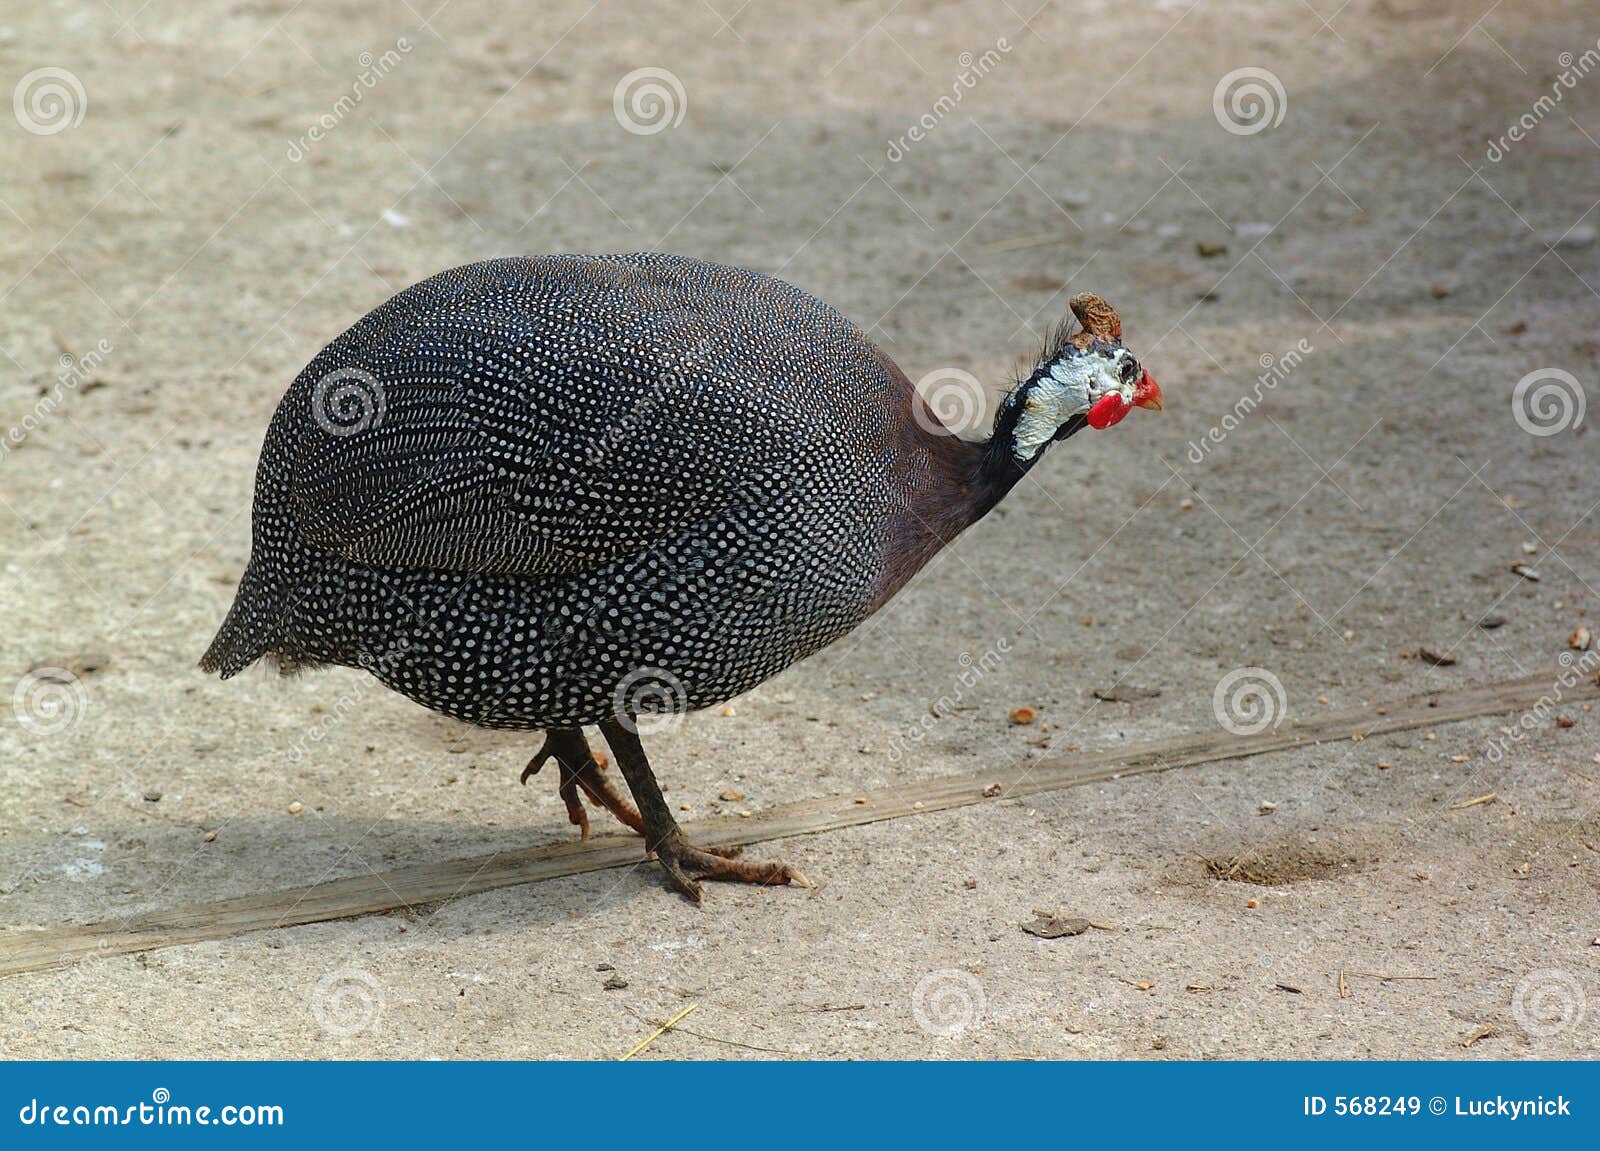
xmin=205 ymin=252 xmax=1160 ymax=900
xmin=204 ymin=254 xmax=967 ymax=724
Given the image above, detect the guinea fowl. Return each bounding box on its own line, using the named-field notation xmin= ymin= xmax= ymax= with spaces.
xmin=202 ymin=253 xmax=1162 ymax=902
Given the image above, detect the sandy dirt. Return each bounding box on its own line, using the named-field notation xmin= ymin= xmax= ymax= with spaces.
xmin=1 ymin=0 xmax=1598 ymax=1059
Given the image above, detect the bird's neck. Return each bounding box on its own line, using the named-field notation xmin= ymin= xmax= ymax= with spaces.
xmin=976 ymin=378 xmax=1071 ymax=508
xmin=873 ymin=375 xmax=1072 ymax=608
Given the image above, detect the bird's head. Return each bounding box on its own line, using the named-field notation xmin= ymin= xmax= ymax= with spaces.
xmin=1008 ymin=292 xmax=1162 ymax=462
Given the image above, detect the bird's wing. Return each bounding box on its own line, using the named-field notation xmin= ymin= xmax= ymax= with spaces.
xmin=281 ymin=254 xmax=893 ymax=578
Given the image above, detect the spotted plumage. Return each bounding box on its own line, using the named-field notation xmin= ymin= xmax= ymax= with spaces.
xmin=203 ymin=252 xmax=1160 ymax=900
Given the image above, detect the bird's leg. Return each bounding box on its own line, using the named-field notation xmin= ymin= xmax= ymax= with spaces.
xmin=521 ymin=728 xmax=644 ymax=840
xmin=597 ymin=717 xmax=811 ymax=904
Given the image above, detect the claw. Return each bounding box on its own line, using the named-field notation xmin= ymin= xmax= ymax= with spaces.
xmin=650 ymin=830 xmax=811 ymax=903
xmin=520 ymin=746 xmax=554 ymax=786
xmin=560 ymin=772 xmax=591 ymax=839
xmin=657 ymin=853 xmax=704 ymax=905
xmin=522 ymin=733 xmax=645 ymax=838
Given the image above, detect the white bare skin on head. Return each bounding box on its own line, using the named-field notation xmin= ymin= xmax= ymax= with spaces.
xmin=1011 ymin=347 xmax=1139 ymax=461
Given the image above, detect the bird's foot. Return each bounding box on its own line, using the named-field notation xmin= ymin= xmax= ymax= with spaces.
xmin=521 ymin=733 xmax=645 ymax=840
xmin=650 ymin=829 xmax=812 ymax=905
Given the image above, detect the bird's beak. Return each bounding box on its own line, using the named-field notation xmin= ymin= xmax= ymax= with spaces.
xmin=1133 ymin=370 xmax=1164 ymax=411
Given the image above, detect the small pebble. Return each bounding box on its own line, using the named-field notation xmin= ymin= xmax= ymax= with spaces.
xmin=287 ymin=801 xmax=303 ymax=814
xmin=1009 ymin=705 xmax=1038 ymax=725
xmin=142 ymin=790 xmax=162 ymax=803
xmin=720 ymin=788 xmax=743 ymax=802
xmin=1246 ymin=899 xmax=1259 ymax=909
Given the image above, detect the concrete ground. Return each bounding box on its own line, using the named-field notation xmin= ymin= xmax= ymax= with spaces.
xmin=1 ymin=0 xmax=1597 ymax=1059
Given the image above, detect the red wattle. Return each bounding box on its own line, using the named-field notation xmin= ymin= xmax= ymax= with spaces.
xmin=1087 ymin=393 xmax=1131 ymax=430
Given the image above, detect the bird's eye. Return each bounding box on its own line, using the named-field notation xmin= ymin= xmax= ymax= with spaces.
xmin=1119 ymin=357 xmax=1139 ymax=383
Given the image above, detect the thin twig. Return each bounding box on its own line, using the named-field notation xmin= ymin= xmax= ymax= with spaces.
xmin=619 ymin=1003 xmax=696 ymax=1061
xmin=974 ymin=230 xmax=1076 ymax=254
xmin=668 ymin=1025 xmax=799 ymax=1056
xmin=125 ymin=803 xmax=211 ymax=832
